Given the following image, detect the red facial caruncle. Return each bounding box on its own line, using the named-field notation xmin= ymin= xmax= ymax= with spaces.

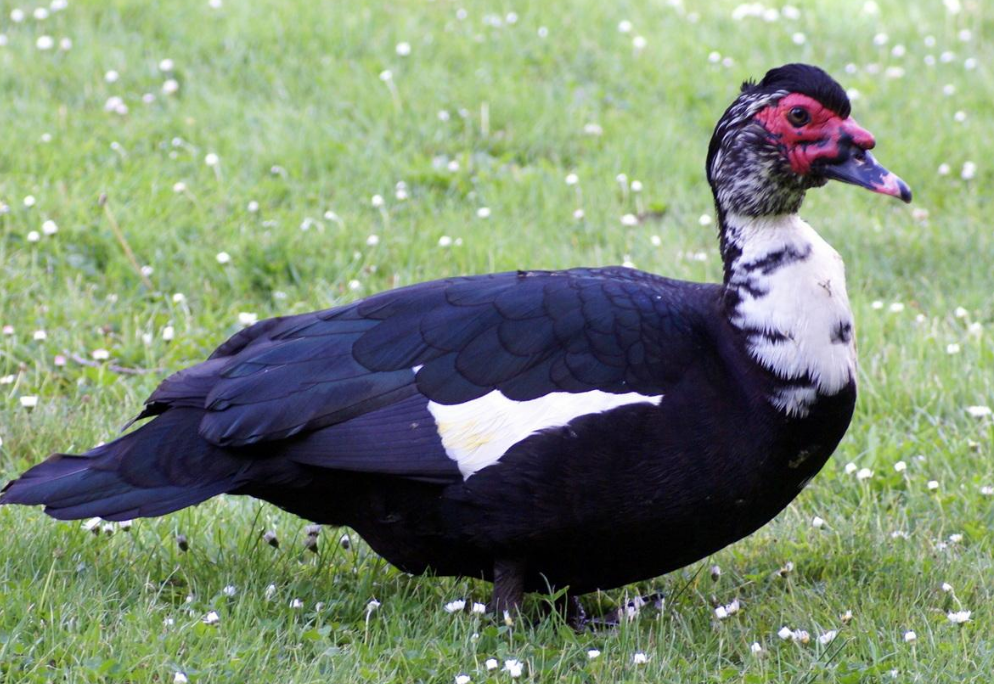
xmin=754 ymin=93 xmax=874 ymax=175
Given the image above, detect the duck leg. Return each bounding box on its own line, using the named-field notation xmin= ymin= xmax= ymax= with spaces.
xmin=489 ymin=558 xmax=526 ymax=617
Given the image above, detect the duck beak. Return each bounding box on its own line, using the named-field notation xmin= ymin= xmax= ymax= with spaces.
xmin=818 ymin=147 xmax=912 ymax=203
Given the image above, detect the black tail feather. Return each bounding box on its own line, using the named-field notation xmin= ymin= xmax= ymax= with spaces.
xmin=1 ymin=408 xmax=248 ymax=521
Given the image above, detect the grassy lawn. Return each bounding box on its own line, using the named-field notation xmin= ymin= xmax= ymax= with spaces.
xmin=1 ymin=0 xmax=991 ymax=681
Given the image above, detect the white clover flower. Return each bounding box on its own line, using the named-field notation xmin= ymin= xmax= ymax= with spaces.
xmin=708 ymin=51 xmax=721 ymax=64
xmin=954 ymin=111 xmax=967 ymax=123
xmin=894 ymin=461 xmax=907 ymax=472
xmin=27 ymin=231 xmax=41 ymax=242
xmin=964 ymin=57 xmax=977 ymax=70
xmin=961 ymin=162 xmax=976 ymax=180
xmin=587 ymin=649 xmax=601 ymax=659
xmin=856 ymin=468 xmax=873 ymax=481
xmin=247 ymin=200 xmax=259 ymax=213
xmin=937 ymin=163 xmax=950 ymax=176
xmin=290 ymin=598 xmax=304 ymax=609
xmin=792 ymin=32 xmax=806 ymax=45
xmin=366 ymin=235 xmax=380 ymax=246
xmin=371 ymin=194 xmax=385 ymax=208
xmin=870 ymin=301 xmax=884 ymax=310
xmin=162 ymin=79 xmax=180 ymax=94
xmin=811 ymin=516 xmax=825 ymax=528
xmin=582 ymin=122 xmax=603 ymax=136
xmin=237 ymin=312 xmax=258 ymax=327
xmin=618 ymin=20 xmax=633 ymax=33
xmin=42 ymin=219 xmax=58 ymax=235
xmin=215 ymin=251 xmax=231 ymax=264
xmin=778 ymin=626 xmax=795 ymax=640
xmin=503 ymin=659 xmax=524 ymax=677
xmin=573 ymin=209 xmax=584 ymax=220
xmin=10 ymin=9 xmax=25 ymax=22
xmin=966 ymin=406 xmax=992 ymax=418
xmin=92 ymin=349 xmax=110 ymax=361
xmin=367 ymin=599 xmax=381 ymax=611
xmin=632 ymin=652 xmax=647 ymax=664
xmin=904 ymin=630 xmax=917 ymax=643
xmin=20 ymin=396 xmax=38 ymax=408
xmin=927 ymin=480 xmax=940 ymax=491
xmin=83 ymin=518 xmax=102 ymax=532
xmin=947 ymin=610 xmax=971 ymax=624
xmin=348 ymin=280 xmax=362 ymax=291
xmin=620 ymin=214 xmax=638 ymax=226
xmin=565 ymin=173 xmax=578 ymax=185
xmin=455 ymin=676 xmax=471 ymax=684
xmin=104 ymin=70 xmax=120 ymax=83
xmin=33 ymin=329 xmax=47 ymax=341
xmin=946 ymin=343 xmax=960 ymax=355
xmin=222 ymin=585 xmax=237 ymax=597
xmin=844 ymin=462 xmax=857 ymax=474
xmin=395 ymin=42 xmax=411 ymax=56
xmin=888 ymin=302 xmax=904 ymax=313
xmin=941 ymin=582 xmax=954 ymax=593
xmin=173 ymin=673 xmax=189 ymax=684
xmin=443 ymin=599 xmax=466 ymax=613
xmin=205 ymin=153 xmax=219 ymax=167
xmin=537 ymin=26 xmax=548 ymax=38
xmin=650 ymin=235 xmax=661 ymax=247
xmin=949 ymin=533 xmax=963 ymax=543
xmin=980 ymin=485 xmax=993 ymax=496
xmin=203 ymin=610 xmax=220 ymax=625
xmin=485 ymin=658 xmax=498 ymax=671
xmin=818 ymin=630 xmax=837 ymax=645
xmin=59 ymin=37 xmax=72 ymax=50
xmin=632 ymin=35 xmax=647 ymax=50
xmin=36 ymin=35 xmax=55 ymax=50
xmin=162 ymin=325 xmax=175 ymax=341
xmin=476 ymin=207 xmax=491 ymax=219
xmin=264 ymin=584 xmax=277 ymax=600
xmin=438 ymin=236 xmax=452 ymax=248
xmin=379 ymin=70 xmax=392 ymax=82
xmin=471 ymin=602 xmax=486 ymax=614
xmin=750 ymin=642 xmax=764 ymax=655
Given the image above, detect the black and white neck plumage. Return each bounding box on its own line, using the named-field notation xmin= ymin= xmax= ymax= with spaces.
xmin=1 ymin=64 xmax=912 ymax=619
xmin=707 ymin=64 xmax=910 ymax=416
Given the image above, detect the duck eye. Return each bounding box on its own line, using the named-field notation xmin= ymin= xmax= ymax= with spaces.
xmin=786 ymin=107 xmax=810 ymax=127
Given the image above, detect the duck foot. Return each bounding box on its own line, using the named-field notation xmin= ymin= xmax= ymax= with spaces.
xmin=566 ymin=592 xmax=665 ymax=631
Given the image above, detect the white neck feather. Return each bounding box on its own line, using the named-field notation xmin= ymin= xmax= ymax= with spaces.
xmin=723 ymin=212 xmax=856 ymax=417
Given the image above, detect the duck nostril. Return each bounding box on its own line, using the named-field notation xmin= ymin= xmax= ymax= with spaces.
xmin=852 ymin=148 xmax=866 ymax=163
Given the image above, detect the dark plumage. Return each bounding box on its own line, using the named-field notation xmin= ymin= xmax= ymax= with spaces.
xmin=1 ymin=64 xmax=911 ymax=619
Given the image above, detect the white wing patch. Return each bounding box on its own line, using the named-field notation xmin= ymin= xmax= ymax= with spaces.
xmin=427 ymin=390 xmax=663 ymax=479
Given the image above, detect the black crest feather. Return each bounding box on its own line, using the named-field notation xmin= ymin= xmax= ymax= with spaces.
xmin=743 ymin=63 xmax=851 ymax=118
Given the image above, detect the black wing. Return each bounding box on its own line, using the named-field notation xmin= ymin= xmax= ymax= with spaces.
xmin=144 ymin=268 xmax=719 ymax=454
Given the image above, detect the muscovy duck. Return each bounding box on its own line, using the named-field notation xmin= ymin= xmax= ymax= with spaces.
xmin=2 ymin=64 xmax=910 ymax=617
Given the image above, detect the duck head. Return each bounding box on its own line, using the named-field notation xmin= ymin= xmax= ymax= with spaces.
xmin=706 ymin=63 xmax=911 ymax=220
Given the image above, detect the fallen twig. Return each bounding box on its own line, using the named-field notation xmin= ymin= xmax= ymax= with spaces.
xmin=65 ymin=351 xmax=163 ymax=376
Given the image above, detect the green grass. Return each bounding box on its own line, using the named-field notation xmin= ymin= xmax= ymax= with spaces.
xmin=1 ymin=0 xmax=992 ymax=681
